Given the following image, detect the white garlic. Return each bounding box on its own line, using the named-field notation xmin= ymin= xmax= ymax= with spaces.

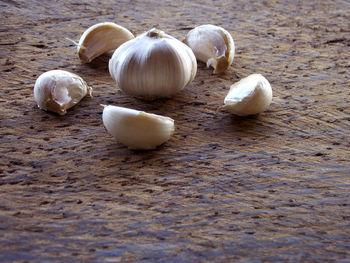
xmin=34 ymin=70 xmax=92 ymax=115
xmin=220 ymin=74 xmax=272 ymax=116
xmin=183 ymin=24 xmax=235 ymax=74
xmin=102 ymin=105 xmax=175 ymax=150
xmin=109 ymin=28 xmax=197 ymax=99
xmin=77 ymin=22 xmax=134 ymax=63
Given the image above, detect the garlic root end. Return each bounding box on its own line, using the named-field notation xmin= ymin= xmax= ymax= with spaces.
xmin=213 ymin=56 xmax=229 ymax=74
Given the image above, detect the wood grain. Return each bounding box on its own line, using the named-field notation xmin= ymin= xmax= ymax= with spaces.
xmin=0 ymin=0 xmax=349 ymax=262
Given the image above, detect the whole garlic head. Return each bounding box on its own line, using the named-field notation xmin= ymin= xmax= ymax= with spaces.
xmin=77 ymin=22 xmax=134 ymax=63
xmin=102 ymin=105 xmax=175 ymax=150
xmin=34 ymin=70 xmax=92 ymax=115
xmin=220 ymin=74 xmax=272 ymax=116
xmin=109 ymin=28 xmax=197 ymax=99
xmin=184 ymin=24 xmax=235 ymax=74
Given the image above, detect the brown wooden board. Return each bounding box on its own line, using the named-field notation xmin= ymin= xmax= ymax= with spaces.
xmin=0 ymin=0 xmax=349 ymax=262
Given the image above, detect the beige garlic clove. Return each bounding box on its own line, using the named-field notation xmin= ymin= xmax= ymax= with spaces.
xmin=220 ymin=74 xmax=272 ymax=116
xmin=183 ymin=24 xmax=235 ymax=74
xmin=77 ymin=22 xmax=134 ymax=63
xmin=102 ymin=105 xmax=175 ymax=150
xmin=109 ymin=28 xmax=197 ymax=100
xmin=34 ymin=70 xmax=92 ymax=115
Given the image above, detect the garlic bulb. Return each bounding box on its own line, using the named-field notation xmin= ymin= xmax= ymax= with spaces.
xmin=109 ymin=28 xmax=197 ymax=99
xmin=102 ymin=105 xmax=175 ymax=150
xmin=220 ymin=74 xmax=272 ymax=116
xmin=77 ymin=22 xmax=134 ymax=63
xmin=183 ymin=24 xmax=234 ymax=74
xmin=34 ymin=70 xmax=92 ymax=115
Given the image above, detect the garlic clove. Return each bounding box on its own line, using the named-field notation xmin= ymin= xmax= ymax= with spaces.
xmin=77 ymin=22 xmax=134 ymax=63
xmin=109 ymin=28 xmax=197 ymax=99
xmin=102 ymin=105 xmax=175 ymax=150
xmin=183 ymin=24 xmax=235 ymax=74
xmin=34 ymin=70 xmax=92 ymax=115
xmin=220 ymin=74 xmax=272 ymax=116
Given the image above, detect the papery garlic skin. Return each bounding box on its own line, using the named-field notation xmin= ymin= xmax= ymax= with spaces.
xmin=109 ymin=28 xmax=197 ymax=99
xmin=184 ymin=24 xmax=235 ymax=74
xmin=34 ymin=70 xmax=92 ymax=115
xmin=102 ymin=105 xmax=175 ymax=150
xmin=78 ymin=22 xmax=134 ymax=63
xmin=221 ymin=74 xmax=272 ymax=116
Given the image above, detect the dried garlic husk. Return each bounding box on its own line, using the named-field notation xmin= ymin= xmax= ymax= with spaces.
xmin=102 ymin=105 xmax=175 ymax=150
xmin=220 ymin=74 xmax=272 ymax=116
xmin=77 ymin=22 xmax=134 ymax=63
xmin=109 ymin=28 xmax=197 ymax=99
xmin=184 ymin=24 xmax=235 ymax=74
xmin=34 ymin=70 xmax=92 ymax=115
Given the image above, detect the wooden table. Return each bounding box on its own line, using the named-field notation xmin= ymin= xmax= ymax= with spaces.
xmin=1 ymin=0 xmax=349 ymax=261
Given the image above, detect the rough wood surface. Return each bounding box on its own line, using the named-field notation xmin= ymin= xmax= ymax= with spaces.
xmin=1 ymin=0 xmax=350 ymax=262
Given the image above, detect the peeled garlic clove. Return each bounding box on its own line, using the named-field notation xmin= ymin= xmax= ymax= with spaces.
xmin=220 ymin=74 xmax=272 ymax=116
xmin=102 ymin=105 xmax=175 ymax=150
xmin=34 ymin=70 xmax=92 ymax=115
xmin=109 ymin=28 xmax=197 ymax=99
xmin=183 ymin=24 xmax=235 ymax=74
xmin=77 ymin=22 xmax=134 ymax=63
